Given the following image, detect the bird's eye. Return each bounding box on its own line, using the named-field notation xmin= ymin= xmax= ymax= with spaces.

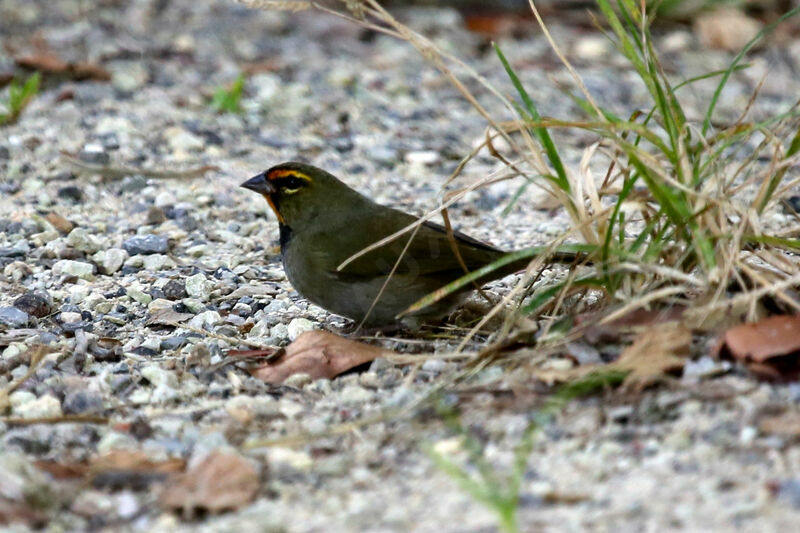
xmin=279 ymin=176 xmax=307 ymax=194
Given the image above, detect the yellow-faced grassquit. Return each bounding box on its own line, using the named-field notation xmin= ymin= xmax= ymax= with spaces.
xmin=242 ymin=162 xmax=579 ymax=327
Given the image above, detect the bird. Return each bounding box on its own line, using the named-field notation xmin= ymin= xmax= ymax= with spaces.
xmin=241 ymin=162 xmax=582 ymax=327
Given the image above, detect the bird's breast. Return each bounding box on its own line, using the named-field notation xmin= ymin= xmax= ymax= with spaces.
xmin=278 ymin=223 xmax=293 ymax=254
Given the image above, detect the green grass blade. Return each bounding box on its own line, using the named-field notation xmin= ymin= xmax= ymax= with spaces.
xmin=211 ymin=73 xmax=246 ymax=113
xmin=744 ymin=234 xmax=800 ymax=251
xmin=401 ymin=245 xmax=597 ymax=317
xmin=757 ymin=125 xmax=800 ymax=213
xmin=1 ymin=72 xmax=40 ymax=126
xmin=522 ymin=276 xmax=606 ymax=314
xmin=494 ymin=43 xmax=570 ymax=193
xmin=702 ymin=5 xmax=800 ymax=136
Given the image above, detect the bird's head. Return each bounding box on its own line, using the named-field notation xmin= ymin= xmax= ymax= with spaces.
xmin=241 ymin=162 xmax=348 ymax=227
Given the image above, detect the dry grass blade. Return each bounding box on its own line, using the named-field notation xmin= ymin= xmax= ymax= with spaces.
xmin=233 ymin=0 xmax=311 ymax=11
xmin=612 ymin=322 xmax=691 ymax=391
xmin=337 ymin=164 xmax=513 ymax=271
xmin=234 ymin=0 xmax=800 ymax=399
xmin=0 ymin=345 xmax=50 ymax=413
xmin=527 ymin=0 xmax=604 ymax=119
xmin=356 ymin=222 xmax=424 ymax=330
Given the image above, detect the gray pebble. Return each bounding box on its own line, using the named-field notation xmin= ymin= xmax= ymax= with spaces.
xmin=777 ymin=479 xmax=800 ymax=509
xmin=0 ymin=240 xmax=30 ymax=257
xmin=366 ymin=145 xmax=398 ymax=166
xmin=162 ymin=279 xmax=187 ymax=300
xmin=62 ymin=389 xmax=105 ymax=415
xmin=52 ymin=259 xmax=95 ymax=280
xmin=122 ymin=235 xmax=169 ymax=255
xmin=0 ymin=306 xmax=29 ymax=327
xmin=79 ymin=143 xmax=110 ymax=165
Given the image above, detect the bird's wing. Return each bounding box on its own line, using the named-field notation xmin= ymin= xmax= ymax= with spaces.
xmin=338 ymin=208 xmax=506 ymax=277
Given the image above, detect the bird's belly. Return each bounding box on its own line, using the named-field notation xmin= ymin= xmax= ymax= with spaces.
xmin=282 ymin=250 xmax=460 ymax=326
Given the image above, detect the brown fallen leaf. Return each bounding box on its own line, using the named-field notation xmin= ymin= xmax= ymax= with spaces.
xmin=34 ymin=450 xmax=185 ymax=492
xmin=715 ymin=315 xmax=800 ymax=380
xmin=34 ymin=459 xmax=89 ymax=480
xmin=579 ymin=306 xmax=687 ymax=344
xmin=15 ymin=53 xmax=110 ymax=81
xmin=44 ymin=212 xmax=75 ymax=234
xmin=250 ymin=330 xmax=392 ymax=384
xmin=89 ymin=450 xmax=185 ymax=491
xmin=161 ymin=450 xmax=260 ymax=518
xmin=146 ymin=306 xmax=194 ymax=326
xmin=541 ymin=490 xmax=592 ymax=505
xmin=611 ymin=322 xmax=691 ymax=391
xmin=463 ymin=12 xmax=528 ymax=36
xmin=90 ymin=449 xmax=185 ymax=475
xmin=758 ymin=412 xmax=800 ymax=440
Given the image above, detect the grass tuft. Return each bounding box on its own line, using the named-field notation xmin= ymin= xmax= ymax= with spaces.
xmin=211 ymin=73 xmax=246 ymax=114
xmin=0 ymin=72 xmax=41 ymax=127
xmin=426 ymin=369 xmax=626 ymax=533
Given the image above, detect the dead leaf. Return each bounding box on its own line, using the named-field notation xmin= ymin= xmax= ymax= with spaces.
xmin=464 ymin=13 xmax=524 ymax=36
xmin=611 ymin=322 xmax=691 ymax=391
xmin=91 ymin=450 xmax=184 ymax=490
xmin=241 ymin=58 xmax=283 ymax=75
xmin=715 ymin=315 xmax=800 ymax=380
xmin=694 ymin=8 xmax=763 ymax=52
xmin=68 ymin=62 xmax=111 ymax=81
xmin=146 ymin=307 xmax=193 ymax=326
xmin=758 ymin=412 xmax=800 ymax=440
xmin=34 ymin=450 xmax=185 ymax=492
xmin=15 ymin=53 xmax=110 ymax=81
xmin=44 ymin=212 xmax=75 ymax=234
xmin=34 ymin=460 xmax=88 ymax=480
xmin=579 ymin=306 xmax=686 ymax=344
xmin=717 ymin=315 xmax=800 ymax=362
xmin=161 ymin=450 xmax=259 ymax=518
xmin=250 ymin=330 xmax=392 ymax=384
xmin=541 ymin=490 xmax=592 ymax=504
xmin=15 ymin=52 xmax=67 ymax=72
xmin=89 ymin=449 xmax=185 ymax=474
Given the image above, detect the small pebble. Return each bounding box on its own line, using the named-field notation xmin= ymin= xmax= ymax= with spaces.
xmin=287 ymin=318 xmax=314 ymax=341
xmin=162 ymin=279 xmax=187 ymax=300
xmin=0 ymin=306 xmax=30 ymax=327
xmin=52 ymin=259 xmax=95 ymax=280
xmin=404 ymin=150 xmax=440 ymax=165
xmin=122 ymin=235 xmax=169 ymax=256
xmin=185 ymin=273 xmax=213 ymax=301
xmin=79 ymin=143 xmax=110 ymax=165
xmin=12 ymin=394 xmax=63 ymax=419
xmin=62 ymin=389 xmax=105 ymax=415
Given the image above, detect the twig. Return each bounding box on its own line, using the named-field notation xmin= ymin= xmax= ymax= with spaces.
xmin=2 ymin=414 xmax=109 ymax=426
xmin=61 ymin=151 xmax=218 ymax=180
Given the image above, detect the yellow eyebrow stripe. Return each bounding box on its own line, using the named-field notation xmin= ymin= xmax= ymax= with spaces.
xmin=267 ymin=169 xmax=313 ymax=182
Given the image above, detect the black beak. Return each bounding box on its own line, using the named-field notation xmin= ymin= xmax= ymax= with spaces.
xmin=241 ymin=172 xmax=276 ymax=194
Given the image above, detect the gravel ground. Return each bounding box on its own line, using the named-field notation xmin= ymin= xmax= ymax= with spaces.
xmin=2 ymin=1 xmax=800 ymax=531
